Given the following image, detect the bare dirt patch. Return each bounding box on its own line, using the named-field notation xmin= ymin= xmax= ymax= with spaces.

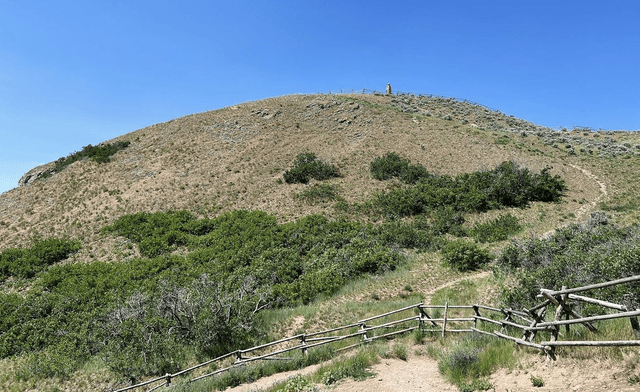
xmin=227 ymin=347 xmax=637 ymax=392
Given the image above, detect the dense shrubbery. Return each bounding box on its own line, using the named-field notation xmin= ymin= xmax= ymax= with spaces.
xmin=0 ymin=238 xmax=80 ymax=280
xmin=370 ymin=152 xmax=432 ymax=183
xmin=283 ymin=152 xmax=341 ymax=184
xmin=430 ymin=207 xmax=466 ymax=236
xmin=441 ymin=240 xmax=492 ymax=272
xmin=104 ymin=210 xmax=410 ymax=306
xmin=467 ymin=214 xmax=522 ymax=243
xmin=2 ymin=210 xmax=441 ymax=379
xmin=497 ymin=213 xmax=640 ymax=311
xmin=370 ymin=157 xmax=566 ymax=219
xmin=41 ymin=140 xmax=131 ymax=178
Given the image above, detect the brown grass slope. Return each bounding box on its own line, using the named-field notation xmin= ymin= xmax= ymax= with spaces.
xmin=1 ymin=92 xmax=639 ymax=263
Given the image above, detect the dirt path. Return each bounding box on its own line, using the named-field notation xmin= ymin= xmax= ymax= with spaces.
xmin=422 ymin=271 xmax=491 ymax=301
xmin=569 ymin=163 xmax=608 ymax=220
xmin=543 ymin=163 xmax=608 ymax=238
xmin=321 ymin=353 xmax=450 ymax=392
xmin=328 ymin=354 xmax=636 ymax=392
xmin=226 ymin=271 xmax=492 ymax=392
xmin=221 ymin=265 xmax=636 ymax=392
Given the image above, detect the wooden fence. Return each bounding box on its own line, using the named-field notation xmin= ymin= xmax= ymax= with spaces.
xmin=112 ymin=275 xmax=640 ymax=391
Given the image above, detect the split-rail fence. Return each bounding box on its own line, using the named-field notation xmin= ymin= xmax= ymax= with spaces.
xmin=112 ymin=275 xmax=640 ymax=392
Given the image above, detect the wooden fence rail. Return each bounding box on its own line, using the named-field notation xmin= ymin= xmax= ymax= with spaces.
xmin=112 ymin=277 xmax=640 ymax=391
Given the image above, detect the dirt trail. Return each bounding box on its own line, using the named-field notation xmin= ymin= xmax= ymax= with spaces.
xmin=225 ymin=271 xmax=492 ymax=392
xmin=423 ymin=271 xmax=491 ymax=301
xmin=569 ymin=163 xmax=608 ymax=220
xmin=543 ymin=163 xmax=608 ymax=238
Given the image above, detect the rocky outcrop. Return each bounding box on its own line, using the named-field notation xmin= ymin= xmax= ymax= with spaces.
xmin=18 ymin=162 xmax=55 ymax=187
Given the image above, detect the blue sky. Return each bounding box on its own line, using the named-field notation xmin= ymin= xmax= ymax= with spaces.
xmin=1 ymin=1 xmax=639 ymax=193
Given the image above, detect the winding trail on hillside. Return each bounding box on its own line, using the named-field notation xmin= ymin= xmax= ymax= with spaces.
xmin=569 ymin=163 xmax=608 ymax=220
xmin=422 ymin=270 xmax=491 ymax=302
xmin=542 ymin=163 xmax=609 ymax=239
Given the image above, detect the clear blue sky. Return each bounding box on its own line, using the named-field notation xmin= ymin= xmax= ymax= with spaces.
xmin=1 ymin=1 xmax=639 ymax=193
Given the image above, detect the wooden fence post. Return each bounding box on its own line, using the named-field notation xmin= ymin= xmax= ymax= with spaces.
xmin=300 ymin=334 xmax=308 ymax=356
xmin=419 ymin=307 xmax=439 ymax=328
xmin=524 ymin=306 xmax=546 ymax=342
xmin=542 ymin=290 xmax=597 ymax=332
xmin=547 ymin=286 xmax=567 ymax=360
xmin=473 ymin=305 xmax=480 ymax=329
xmin=500 ymin=310 xmax=513 ymax=334
xmin=630 ymin=314 xmax=640 ymax=340
xmin=442 ymin=302 xmax=449 ymax=338
xmin=360 ymin=322 xmax=368 ymax=342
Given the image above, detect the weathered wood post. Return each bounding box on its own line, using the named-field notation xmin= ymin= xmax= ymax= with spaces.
xmin=473 ymin=305 xmax=480 ymax=329
xmin=360 ymin=322 xmax=368 ymax=342
xmin=547 ymin=286 xmax=567 ymax=360
xmin=524 ymin=306 xmax=547 ymax=342
xmin=442 ymin=302 xmax=449 ymax=338
xmin=541 ymin=289 xmax=597 ymax=332
xmin=420 ymin=306 xmax=439 ymax=328
xmin=300 ymin=333 xmax=308 ymax=356
xmin=630 ymin=314 xmax=640 ymax=340
xmin=560 ymin=288 xmax=570 ymax=335
xmin=500 ymin=309 xmax=513 ymax=334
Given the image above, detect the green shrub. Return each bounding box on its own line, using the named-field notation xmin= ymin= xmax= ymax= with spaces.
xmin=40 ymin=141 xmax=130 ymax=179
xmin=16 ymin=343 xmax=81 ymax=380
xmin=1 ymin=210 xmax=419 ymax=379
xmin=0 ymin=238 xmax=81 ymax=280
xmin=283 ymin=152 xmax=341 ymax=184
xmin=294 ymin=183 xmax=342 ymax=204
xmin=441 ymin=240 xmax=491 ymax=271
xmin=370 ymin=152 xmax=432 ymax=183
xmin=431 ymin=207 xmax=466 ymax=236
xmin=391 ymin=344 xmax=408 ymax=361
xmin=438 ymin=333 xmax=510 ymax=389
xmin=530 ymin=374 xmax=544 ymax=387
xmin=370 ymin=159 xmax=566 ymax=219
xmin=468 ymin=214 xmax=522 ymax=243
xmin=370 ymin=152 xmax=410 ymax=180
xmin=283 ymin=375 xmax=316 ymax=392
xmin=459 ymin=379 xmax=494 ymax=392
xmin=319 ymin=350 xmax=377 ymax=385
xmin=376 ymin=221 xmax=437 ymax=250
xmin=497 ymin=216 xmax=640 ymax=310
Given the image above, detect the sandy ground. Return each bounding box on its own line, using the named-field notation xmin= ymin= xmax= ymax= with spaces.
xmin=226 ymin=347 xmax=639 ymax=392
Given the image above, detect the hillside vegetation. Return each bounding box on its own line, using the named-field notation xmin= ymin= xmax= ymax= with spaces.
xmin=1 ymin=92 xmax=640 ymax=391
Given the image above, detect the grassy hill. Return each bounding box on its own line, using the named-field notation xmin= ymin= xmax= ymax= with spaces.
xmin=1 ymin=92 xmax=640 ymax=391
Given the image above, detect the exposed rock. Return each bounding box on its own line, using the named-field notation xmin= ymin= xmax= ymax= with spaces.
xmin=18 ymin=162 xmax=55 ymax=187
